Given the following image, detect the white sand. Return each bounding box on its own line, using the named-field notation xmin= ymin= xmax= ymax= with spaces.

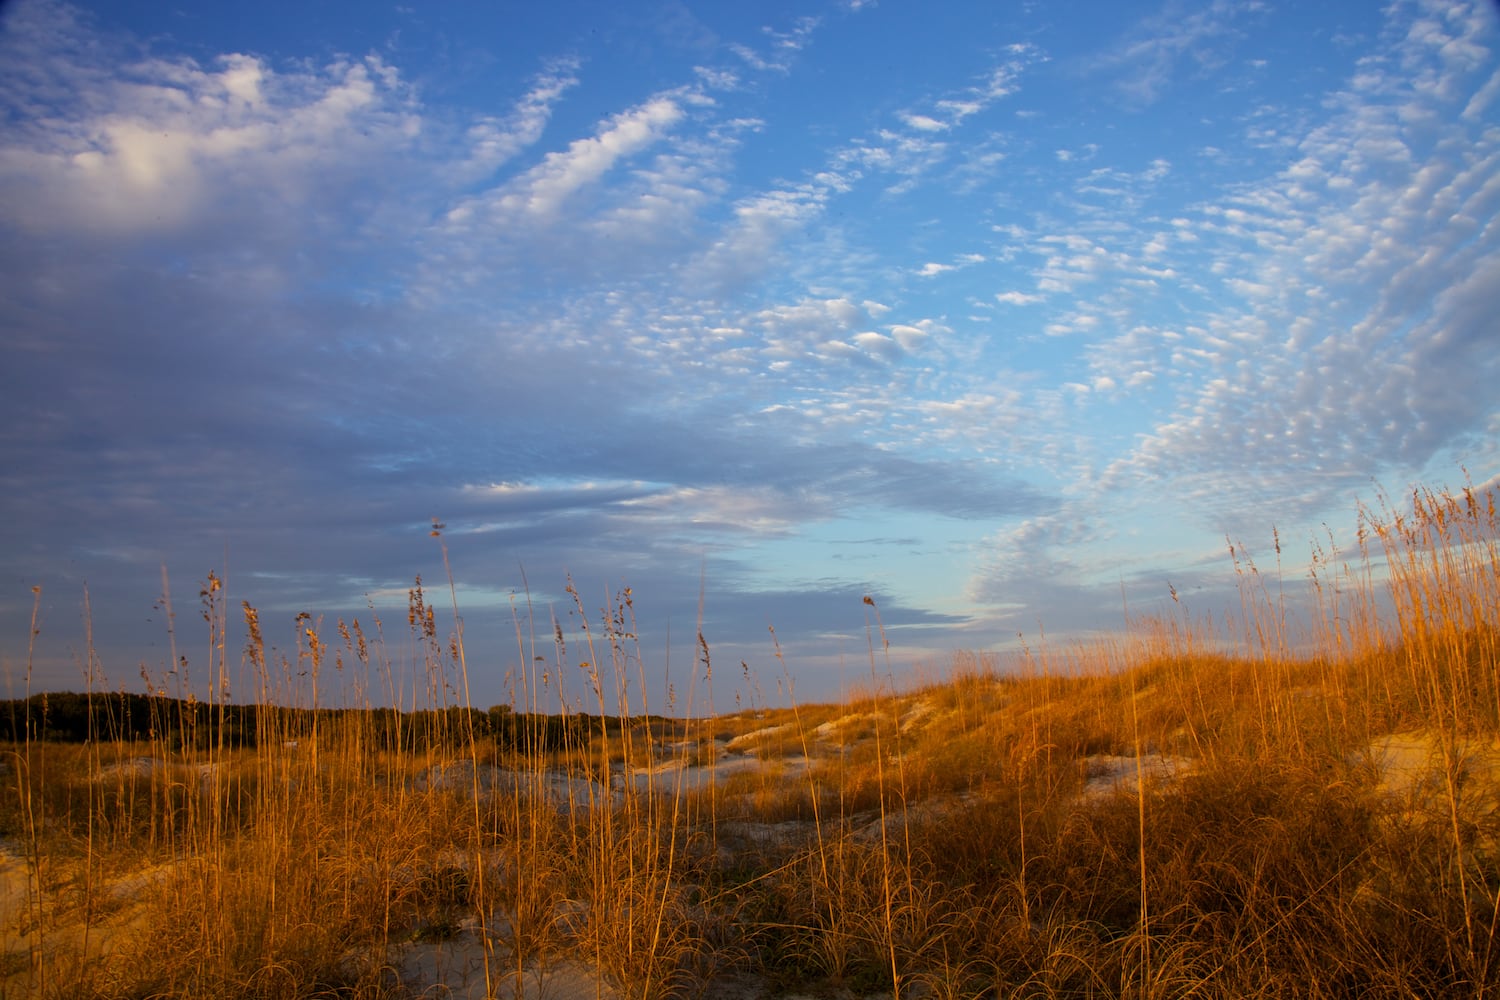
xmin=1080 ymin=752 xmax=1193 ymax=799
xmin=399 ymin=929 xmax=622 ymax=1000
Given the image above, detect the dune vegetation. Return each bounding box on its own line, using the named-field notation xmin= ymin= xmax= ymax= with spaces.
xmin=2 ymin=481 xmax=1498 ymax=999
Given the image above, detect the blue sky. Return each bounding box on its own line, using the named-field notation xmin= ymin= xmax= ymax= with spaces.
xmin=2 ymin=0 xmax=1497 ymax=712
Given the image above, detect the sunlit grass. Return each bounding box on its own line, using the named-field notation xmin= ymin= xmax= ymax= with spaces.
xmin=2 ymin=477 xmax=1497 ymax=998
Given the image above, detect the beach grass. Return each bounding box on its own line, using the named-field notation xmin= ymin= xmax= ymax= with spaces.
xmin=2 ymin=479 xmax=1498 ymax=998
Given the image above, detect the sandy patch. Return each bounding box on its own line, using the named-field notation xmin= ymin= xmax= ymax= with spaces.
xmin=418 ymin=752 xmax=820 ymax=808
xmin=620 ymin=755 xmax=749 ymax=794
xmin=724 ymin=725 xmax=793 ymax=753
xmin=899 ymin=700 xmax=934 ymax=731
xmin=0 ymin=842 xmax=32 ymax=932
xmin=1360 ymin=730 xmax=1500 ymax=816
xmin=398 ymin=925 xmax=620 ymax=1000
xmin=418 ymin=762 xmax=611 ymax=806
xmin=1081 ymin=753 xmax=1193 ymax=800
xmin=94 ymin=757 xmax=222 ymax=795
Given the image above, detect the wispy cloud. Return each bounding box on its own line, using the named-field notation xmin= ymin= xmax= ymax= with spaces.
xmin=1085 ymin=0 xmax=1267 ymax=106
xmin=449 ymin=96 xmax=685 ymax=222
xmin=1116 ymin=0 xmax=1500 ymax=511
xmin=455 ymin=58 xmax=581 ymax=181
xmin=729 ymin=16 xmax=820 ymax=74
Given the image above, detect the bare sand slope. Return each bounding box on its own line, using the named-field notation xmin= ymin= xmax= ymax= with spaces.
xmin=399 ymin=934 xmax=622 ymax=1000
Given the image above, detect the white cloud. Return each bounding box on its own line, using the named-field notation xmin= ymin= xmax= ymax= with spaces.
xmin=690 ymin=183 xmax=831 ymax=286
xmin=890 ymin=324 xmax=929 ymax=351
xmin=900 ymin=112 xmax=948 ymax=132
xmin=729 ymin=43 xmax=776 ymax=72
xmin=729 ymin=16 xmax=820 ymax=74
xmin=753 ymin=297 xmax=864 ymax=334
xmin=853 ymin=330 xmax=901 ymax=360
xmin=936 ymin=99 xmax=984 ymax=119
xmin=616 ymin=484 xmax=810 ymax=535
xmin=899 ymin=386 xmax=1031 ymax=459
xmin=693 ymin=65 xmax=741 ymax=90
xmin=914 ymin=254 xmax=984 ymax=279
xmin=480 ymin=97 xmax=684 ymax=219
xmin=1461 ymin=66 xmax=1500 ymax=119
xmin=816 ymin=339 xmax=863 ymax=362
xmin=995 ymin=291 xmax=1043 ymax=305
xmin=0 ymin=41 xmax=420 ymax=234
xmin=878 ymin=44 xmax=1045 ymax=158
xmin=458 ymin=58 xmax=580 ymax=180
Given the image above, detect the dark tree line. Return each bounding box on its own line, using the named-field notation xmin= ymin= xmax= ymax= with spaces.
xmin=2 ymin=692 xmax=665 ymax=755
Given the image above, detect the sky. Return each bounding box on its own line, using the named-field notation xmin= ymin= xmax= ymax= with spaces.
xmin=1 ymin=0 xmax=1497 ymax=714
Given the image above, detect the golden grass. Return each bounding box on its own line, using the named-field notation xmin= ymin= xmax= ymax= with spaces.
xmin=2 ymin=478 xmax=1498 ymax=998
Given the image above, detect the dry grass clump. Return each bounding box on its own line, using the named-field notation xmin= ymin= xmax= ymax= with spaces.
xmin=4 ymin=477 xmax=1499 ymax=998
